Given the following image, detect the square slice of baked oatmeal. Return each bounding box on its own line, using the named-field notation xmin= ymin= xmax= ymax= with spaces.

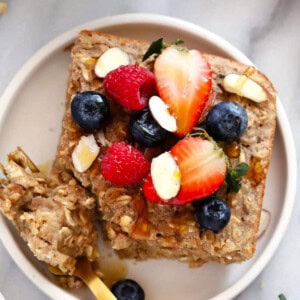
xmin=52 ymin=30 xmax=276 ymax=266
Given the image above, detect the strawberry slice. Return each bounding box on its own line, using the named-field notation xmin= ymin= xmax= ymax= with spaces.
xmin=143 ymin=137 xmax=227 ymax=205
xmin=171 ymin=137 xmax=226 ymax=201
xmin=154 ymin=47 xmax=212 ymax=136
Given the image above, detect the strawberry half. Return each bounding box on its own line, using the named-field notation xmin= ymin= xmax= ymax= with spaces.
xmin=154 ymin=47 xmax=212 ymax=136
xmin=143 ymin=137 xmax=227 ymax=205
xmin=171 ymin=137 xmax=226 ymax=201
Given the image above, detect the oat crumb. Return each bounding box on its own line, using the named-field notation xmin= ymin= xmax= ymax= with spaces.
xmin=0 ymin=2 xmax=7 ymax=14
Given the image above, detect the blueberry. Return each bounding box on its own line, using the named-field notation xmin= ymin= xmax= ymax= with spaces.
xmin=206 ymin=101 xmax=248 ymax=141
xmin=130 ymin=108 xmax=168 ymax=147
xmin=194 ymin=196 xmax=231 ymax=232
xmin=111 ymin=279 xmax=145 ymax=300
xmin=71 ymin=91 xmax=110 ymax=131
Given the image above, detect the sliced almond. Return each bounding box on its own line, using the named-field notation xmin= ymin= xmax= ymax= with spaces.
xmin=149 ymin=96 xmax=177 ymax=132
xmin=151 ymin=152 xmax=181 ymax=200
xmin=72 ymin=134 xmax=100 ymax=172
xmin=257 ymin=209 xmax=271 ymax=238
xmin=95 ymin=130 xmax=111 ymax=147
xmin=95 ymin=47 xmax=129 ymax=78
xmin=239 ymin=149 xmax=246 ymax=163
xmin=223 ymin=73 xmax=267 ymax=103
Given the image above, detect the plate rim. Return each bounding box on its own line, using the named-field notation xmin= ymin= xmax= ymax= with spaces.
xmin=0 ymin=13 xmax=297 ymax=300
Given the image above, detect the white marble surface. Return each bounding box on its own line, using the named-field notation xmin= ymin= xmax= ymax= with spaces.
xmin=0 ymin=0 xmax=299 ymax=299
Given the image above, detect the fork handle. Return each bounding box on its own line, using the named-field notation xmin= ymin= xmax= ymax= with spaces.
xmin=79 ymin=273 xmax=116 ymax=300
xmin=75 ymin=259 xmax=117 ymax=300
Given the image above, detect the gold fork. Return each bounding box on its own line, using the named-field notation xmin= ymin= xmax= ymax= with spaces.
xmin=48 ymin=258 xmax=116 ymax=300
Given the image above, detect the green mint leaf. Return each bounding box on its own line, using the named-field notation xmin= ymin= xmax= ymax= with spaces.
xmin=142 ymin=38 xmax=186 ymax=61
xmin=226 ymin=173 xmax=241 ymax=193
xmin=235 ymin=162 xmax=249 ymax=177
xmin=278 ymin=294 xmax=287 ymax=300
xmin=171 ymin=39 xmax=184 ymax=46
xmin=142 ymin=38 xmax=165 ymax=61
xmin=229 ymin=163 xmax=249 ymax=179
xmin=226 ymin=163 xmax=249 ymax=192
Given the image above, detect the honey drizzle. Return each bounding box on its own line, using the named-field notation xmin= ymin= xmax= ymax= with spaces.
xmin=246 ymin=156 xmax=265 ymax=185
xmin=96 ymin=257 xmax=128 ymax=288
xmin=37 ymin=160 xmax=52 ymax=175
xmin=224 ymin=142 xmax=241 ymax=158
xmin=131 ymin=195 xmax=150 ymax=239
xmin=243 ymin=66 xmax=256 ymax=77
xmin=235 ymin=66 xmax=257 ymax=95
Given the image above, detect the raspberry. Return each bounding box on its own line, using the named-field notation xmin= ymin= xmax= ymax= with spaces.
xmin=103 ymin=65 xmax=156 ymax=110
xmin=101 ymin=142 xmax=150 ymax=186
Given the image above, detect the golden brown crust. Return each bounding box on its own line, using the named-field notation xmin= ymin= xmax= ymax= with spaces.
xmin=52 ymin=30 xmax=277 ymax=265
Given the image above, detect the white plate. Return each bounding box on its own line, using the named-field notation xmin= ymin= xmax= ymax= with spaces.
xmin=0 ymin=14 xmax=297 ymax=300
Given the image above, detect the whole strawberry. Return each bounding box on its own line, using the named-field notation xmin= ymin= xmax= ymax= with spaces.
xmin=101 ymin=142 xmax=150 ymax=186
xmin=103 ymin=65 xmax=156 ymax=110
